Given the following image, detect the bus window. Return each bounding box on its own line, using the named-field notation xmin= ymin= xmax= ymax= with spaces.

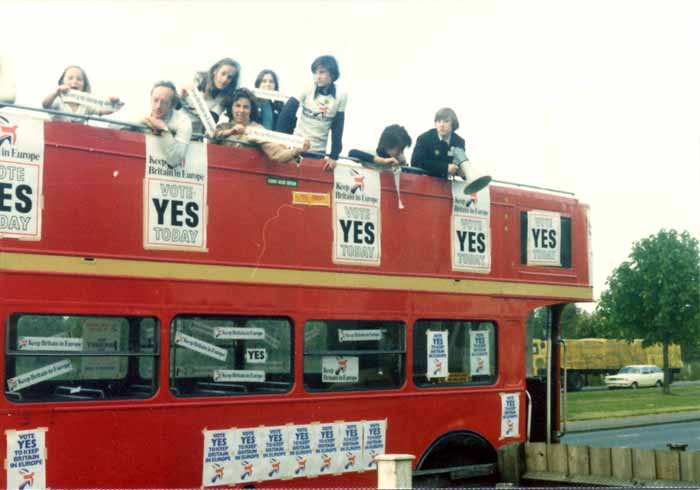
xmin=5 ymin=314 xmax=158 ymax=403
xmin=413 ymin=320 xmax=497 ymax=387
xmin=303 ymin=320 xmax=405 ymax=392
xmin=169 ymin=315 xmax=293 ymax=397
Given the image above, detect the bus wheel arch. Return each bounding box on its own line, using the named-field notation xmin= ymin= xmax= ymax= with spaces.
xmin=415 ymin=429 xmax=497 ymax=479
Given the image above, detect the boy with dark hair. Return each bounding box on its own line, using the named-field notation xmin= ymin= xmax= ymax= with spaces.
xmin=276 ymin=55 xmax=347 ymax=170
xmin=411 ymin=107 xmax=467 ymax=178
xmin=349 ymin=124 xmax=412 ymax=167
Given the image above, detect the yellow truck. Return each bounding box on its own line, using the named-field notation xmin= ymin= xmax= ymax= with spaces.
xmin=532 ymin=338 xmax=683 ymax=391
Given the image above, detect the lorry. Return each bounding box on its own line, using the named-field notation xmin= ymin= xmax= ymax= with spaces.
xmin=532 ymin=338 xmax=683 ymax=391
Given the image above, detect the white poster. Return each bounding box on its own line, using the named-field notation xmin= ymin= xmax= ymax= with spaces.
xmin=202 ymin=429 xmax=236 ymax=487
xmin=451 ymin=181 xmax=491 ymax=273
xmin=310 ymin=423 xmax=341 ymax=475
xmin=62 ymin=89 xmax=123 ymax=113
xmin=426 ymin=331 xmax=448 ymax=380
xmin=185 ymin=90 xmax=217 ymax=138
xmin=469 ymin=330 xmax=491 ymax=376
xmin=288 ymin=425 xmax=315 ymax=478
xmin=80 ymin=318 xmax=123 ymax=379
xmin=322 ymin=356 xmax=359 ymax=383
xmin=251 ymin=88 xmax=290 ymax=103
xmin=339 ymin=329 xmax=382 ymax=342
xmin=232 ymin=428 xmax=263 ymax=483
xmin=500 ymin=393 xmax=520 ymax=439
xmin=361 ymin=420 xmax=387 ymax=470
xmin=212 ymin=369 xmax=265 ymax=383
xmin=245 ymin=348 xmax=267 ymax=364
xmin=174 ymin=332 xmax=227 ymax=362
xmin=214 ymin=327 xmax=265 ymax=340
xmin=0 ymin=114 xmax=44 ymax=240
xmin=258 ymin=426 xmax=292 ymax=481
xmin=333 ymin=165 xmax=381 ymax=266
xmin=245 ymin=126 xmax=305 ymax=149
xmin=6 ymin=427 xmax=47 ymax=490
xmin=18 ymin=336 xmax=83 ymax=352
xmin=337 ymin=422 xmax=363 ymax=473
xmin=7 ymin=360 xmax=73 ymax=392
xmin=526 ymin=210 xmax=561 ymax=266
xmin=144 ymin=137 xmax=207 ymax=251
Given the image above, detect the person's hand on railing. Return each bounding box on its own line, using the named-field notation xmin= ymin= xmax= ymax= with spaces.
xmin=143 ymin=116 xmax=168 ymax=134
xmin=376 ymin=156 xmax=401 ymax=167
xmin=291 ymin=138 xmax=311 ymax=158
xmin=322 ymin=158 xmax=337 ymax=172
xmin=447 ymin=163 xmax=459 ymax=176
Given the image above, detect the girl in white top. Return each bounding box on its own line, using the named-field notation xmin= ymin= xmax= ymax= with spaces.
xmin=180 ymin=58 xmax=241 ymax=134
xmin=41 ymin=65 xmax=121 ymax=123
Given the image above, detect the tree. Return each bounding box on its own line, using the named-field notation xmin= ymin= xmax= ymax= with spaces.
xmin=597 ymin=230 xmax=700 ymax=394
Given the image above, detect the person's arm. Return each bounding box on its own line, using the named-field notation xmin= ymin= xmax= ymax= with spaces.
xmin=275 ymin=97 xmax=299 ymax=134
xmin=42 ymin=85 xmax=69 ymax=109
xmin=259 ymin=138 xmax=310 ymax=163
xmin=329 ymin=111 xmax=345 ymax=160
xmin=148 ymin=114 xmax=193 ymax=167
xmin=349 ymin=149 xmax=399 ymax=167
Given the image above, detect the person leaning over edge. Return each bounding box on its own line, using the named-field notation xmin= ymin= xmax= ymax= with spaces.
xmin=214 ymin=88 xmax=310 ymax=163
xmin=275 ymin=55 xmax=347 ymax=171
xmin=144 ymin=80 xmax=193 ymax=168
xmin=410 ymin=107 xmax=467 ymax=178
xmin=349 ymin=124 xmax=412 ymax=168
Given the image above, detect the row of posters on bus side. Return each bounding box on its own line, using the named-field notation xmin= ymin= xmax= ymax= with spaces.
xmin=3 ymin=393 xmax=519 ymax=490
xmin=201 ymin=420 xmax=387 ymax=487
xmin=0 ymin=114 xmax=563 ymax=269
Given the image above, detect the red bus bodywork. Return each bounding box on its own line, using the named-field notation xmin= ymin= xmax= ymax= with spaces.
xmin=0 ymin=121 xmax=592 ymax=488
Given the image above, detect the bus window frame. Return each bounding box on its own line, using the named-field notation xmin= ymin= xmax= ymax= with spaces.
xmin=303 ymin=319 xmax=407 ymax=393
xmin=4 ymin=312 xmax=160 ymax=403
xmin=168 ymin=314 xmax=295 ymax=398
xmin=412 ymin=319 xmax=499 ymax=389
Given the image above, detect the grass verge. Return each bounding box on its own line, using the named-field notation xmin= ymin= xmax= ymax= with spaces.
xmin=566 ymin=384 xmax=700 ymax=421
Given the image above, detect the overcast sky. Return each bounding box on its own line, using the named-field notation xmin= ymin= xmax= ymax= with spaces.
xmin=4 ymin=0 xmax=699 ymax=305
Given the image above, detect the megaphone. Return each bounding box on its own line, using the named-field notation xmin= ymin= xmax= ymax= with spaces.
xmin=453 ymin=147 xmax=492 ymax=195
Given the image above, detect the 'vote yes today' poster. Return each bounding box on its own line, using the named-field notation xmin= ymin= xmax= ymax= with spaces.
xmin=333 ymin=165 xmax=381 ymax=266
xmin=526 ymin=210 xmax=561 ymax=266
xmin=144 ymin=136 xmax=207 ymax=251
xmin=451 ymin=181 xmax=491 ymax=273
xmin=0 ymin=114 xmax=44 ymax=241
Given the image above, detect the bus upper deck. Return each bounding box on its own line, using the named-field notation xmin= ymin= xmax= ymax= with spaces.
xmin=0 ymin=114 xmax=592 ymax=302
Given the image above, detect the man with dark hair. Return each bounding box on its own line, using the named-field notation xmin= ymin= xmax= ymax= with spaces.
xmin=349 ymin=124 xmax=412 ymax=167
xmin=276 ymin=55 xmax=347 ymax=171
xmin=144 ymin=80 xmax=193 ymax=168
xmin=411 ymin=107 xmax=467 ymax=178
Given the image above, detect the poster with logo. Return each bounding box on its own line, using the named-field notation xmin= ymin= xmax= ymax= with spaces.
xmin=426 ymin=331 xmax=448 ymax=380
xmin=310 ymin=423 xmax=341 ymax=476
xmin=202 ymin=429 xmax=236 ymax=487
xmin=337 ymin=422 xmax=363 ymax=474
xmin=6 ymin=427 xmax=47 ymax=490
xmin=469 ymin=330 xmax=491 ymax=376
xmin=257 ymin=425 xmax=292 ymax=482
xmin=7 ymin=359 xmax=73 ymax=393
xmin=288 ymin=425 xmax=315 ymax=478
xmin=144 ymin=136 xmax=207 ymax=251
xmin=333 ymin=165 xmax=381 ymax=266
xmin=526 ymin=210 xmax=561 ymax=266
xmin=0 ymin=114 xmax=44 ymax=240
xmin=361 ymin=420 xmax=387 ymax=470
xmin=500 ymin=393 xmax=520 ymax=439
xmin=321 ymin=355 xmax=359 ymax=383
xmin=451 ymin=181 xmax=491 ymax=273
xmin=232 ymin=427 xmax=263 ymax=483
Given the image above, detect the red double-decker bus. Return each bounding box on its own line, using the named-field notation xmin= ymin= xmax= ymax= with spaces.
xmin=0 ymin=113 xmax=592 ymax=488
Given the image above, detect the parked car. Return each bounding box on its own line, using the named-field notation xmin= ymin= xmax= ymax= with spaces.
xmin=604 ymin=364 xmax=664 ymax=389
